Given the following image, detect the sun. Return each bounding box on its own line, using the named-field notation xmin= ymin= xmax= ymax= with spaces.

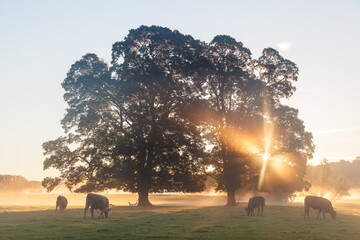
xmin=263 ymin=152 xmax=270 ymax=162
xmin=205 ymin=165 xmax=215 ymax=172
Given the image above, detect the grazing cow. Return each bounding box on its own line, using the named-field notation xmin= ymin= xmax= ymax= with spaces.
xmin=304 ymin=196 xmax=336 ymax=220
xmin=246 ymin=196 xmax=265 ymax=216
xmin=83 ymin=193 xmax=111 ymax=219
xmin=56 ymin=195 xmax=68 ymax=212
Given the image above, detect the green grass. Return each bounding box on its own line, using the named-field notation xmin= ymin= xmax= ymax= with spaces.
xmin=1 ymin=204 xmax=360 ymax=239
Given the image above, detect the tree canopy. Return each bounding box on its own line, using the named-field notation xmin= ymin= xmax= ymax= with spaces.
xmin=43 ymin=26 xmax=207 ymax=206
xmin=43 ymin=25 xmax=314 ymax=206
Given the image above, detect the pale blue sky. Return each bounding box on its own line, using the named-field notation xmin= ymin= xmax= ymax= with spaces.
xmin=0 ymin=0 xmax=359 ymax=180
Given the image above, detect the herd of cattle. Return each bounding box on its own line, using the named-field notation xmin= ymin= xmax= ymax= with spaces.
xmin=56 ymin=193 xmax=111 ymax=219
xmin=245 ymin=195 xmax=336 ymax=220
xmin=55 ymin=193 xmax=336 ymax=220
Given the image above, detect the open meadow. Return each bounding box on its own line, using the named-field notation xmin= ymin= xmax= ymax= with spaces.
xmin=1 ymin=202 xmax=360 ymax=240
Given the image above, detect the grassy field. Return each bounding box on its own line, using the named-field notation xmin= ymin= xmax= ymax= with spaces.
xmin=1 ymin=203 xmax=360 ymax=239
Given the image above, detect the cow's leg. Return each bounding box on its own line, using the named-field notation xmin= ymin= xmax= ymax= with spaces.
xmin=257 ymin=207 xmax=260 ymax=216
xmin=105 ymin=210 xmax=108 ymax=219
xmin=322 ymin=210 xmax=325 ymax=220
xmin=316 ymin=209 xmax=321 ymax=219
xmin=84 ymin=204 xmax=89 ymax=219
xmin=304 ymin=206 xmax=310 ymax=219
xmin=90 ymin=207 xmax=94 ymax=219
xmin=99 ymin=209 xmax=104 ymax=219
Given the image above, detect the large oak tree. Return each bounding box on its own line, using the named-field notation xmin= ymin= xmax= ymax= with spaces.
xmin=43 ymin=26 xmax=207 ymax=206
xmin=43 ymin=26 xmax=314 ymax=206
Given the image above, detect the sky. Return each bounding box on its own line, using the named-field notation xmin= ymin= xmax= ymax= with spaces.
xmin=0 ymin=0 xmax=359 ymax=181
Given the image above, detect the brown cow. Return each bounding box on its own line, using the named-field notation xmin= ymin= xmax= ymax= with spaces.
xmin=56 ymin=195 xmax=68 ymax=212
xmin=304 ymin=196 xmax=336 ymax=220
xmin=84 ymin=193 xmax=111 ymax=219
xmin=246 ymin=196 xmax=265 ymax=216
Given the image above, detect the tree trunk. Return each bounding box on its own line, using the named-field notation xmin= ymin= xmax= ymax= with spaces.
xmin=226 ymin=187 xmax=237 ymax=206
xmin=137 ymin=187 xmax=153 ymax=207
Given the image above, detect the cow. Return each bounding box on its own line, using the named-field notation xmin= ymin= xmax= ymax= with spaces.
xmin=56 ymin=195 xmax=68 ymax=212
xmin=83 ymin=193 xmax=111 ymax=219
xmin=246 ymin=196 xmax=265 ymax=216
xmin=304 ymin=196 xmax=336 ymax=220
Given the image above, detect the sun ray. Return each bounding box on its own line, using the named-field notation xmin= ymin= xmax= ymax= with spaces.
xmin=258 ymin=152 xmax=270 ymax=190
xmin=258 ymin=83 xmax=274 ymax=190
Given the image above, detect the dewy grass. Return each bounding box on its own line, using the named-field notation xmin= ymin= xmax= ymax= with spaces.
xmin=0 ymin=204 xmax=359 ymax=239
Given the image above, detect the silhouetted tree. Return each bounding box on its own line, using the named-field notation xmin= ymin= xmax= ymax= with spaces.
xmin=196 ymin=35 xmax=255 ymax=206
xmin=258 ymin=105 xmax=314 ymax=200
xmin=43 ymin=26 xmax=315 ymax=206
xmin=254 ymin=47 xmax=299 ymax=100
xmin=42 ymin=26 xmax=207 ymax=206
xmin=200 ymin=43 xmax=313 ymax=204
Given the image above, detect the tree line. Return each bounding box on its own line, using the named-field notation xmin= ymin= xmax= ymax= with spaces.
xmin=0 ymin=175 xmax=43 ymax=193
xmin=42 ymin=26 xmax=314 ymax=206
xmin=305 ymin=158 xmax=360 ymax=201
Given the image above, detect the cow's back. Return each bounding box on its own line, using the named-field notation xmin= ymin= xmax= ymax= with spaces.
xmin=305 ymin=196 xmax=332 ymax=210
xmin=86 ymin=193 xmax=109 ymax=209
xmin=250 ymin=196 xmax=265 ymax=207
xmin=57 ymin=196 xmax=67 ymax=206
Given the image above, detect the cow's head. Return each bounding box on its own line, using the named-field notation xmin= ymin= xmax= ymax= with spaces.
xmin=330 ymin=211 xmax=336 ymax=220
xmin=245 ymin=207 xmax=250 ymax=216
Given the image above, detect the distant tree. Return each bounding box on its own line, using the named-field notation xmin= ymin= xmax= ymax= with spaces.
xmin=0 ymin=175 xmax=43 ymax=193
xmin=305 ymin=160 xmax=353 ymax=201
xmin=333 ymin=174 xmax=351 ymax=201
xmin=42 ymin=26 xmax=207 ymax=206
xmin=319 ymin=159 xmax=331 ymax=196
xmin=305 ymin=159 xmax=331 ymax=197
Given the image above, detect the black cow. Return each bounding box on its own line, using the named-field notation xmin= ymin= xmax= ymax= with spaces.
xmin=304 ymin=196 xmax=336 ymax=220
xmin=84 ymin=193 xmax=111 ymax=219
xmin=56 ymin=195 xmax=68 ymax=212
xmin=246 ymin=196 xmax=265 ymax=216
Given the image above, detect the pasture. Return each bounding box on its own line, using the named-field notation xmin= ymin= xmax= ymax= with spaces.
xmin=1 ymin=203 xmax=360 ymax=239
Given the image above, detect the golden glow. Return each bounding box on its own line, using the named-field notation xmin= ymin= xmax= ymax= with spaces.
xmin=205 ymin=165 xmax=215 ymax=172
xmin=262 ymin=153 xmax=270 ymax=162
xmin=258 ymin=152 xmax=270 ymax=190
xmin=257 ymin=84 xmax=274 ymax=190
xmin=220 ymin=127 xmax=262 ymax=155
